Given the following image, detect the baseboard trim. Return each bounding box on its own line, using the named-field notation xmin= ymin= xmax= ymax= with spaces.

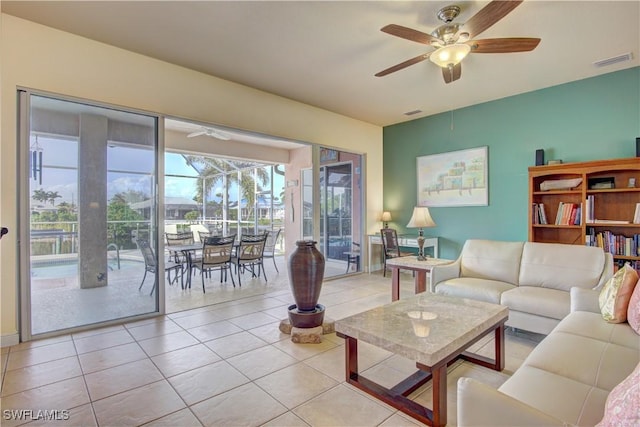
xmin=1 ymin=333 xmax=20 ymax=348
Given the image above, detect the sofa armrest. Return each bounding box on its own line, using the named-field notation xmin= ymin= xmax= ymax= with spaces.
xmin=429 ymin=258 xmax=461 ymax=292
xmin=457 ymin=378 xmax=566 ymax=427
xmin=570 ymin=287 xmax=601 ymax=313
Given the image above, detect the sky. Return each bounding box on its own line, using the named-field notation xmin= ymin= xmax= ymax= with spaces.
xmin=31 ymin=136 xmax=284 ymax=206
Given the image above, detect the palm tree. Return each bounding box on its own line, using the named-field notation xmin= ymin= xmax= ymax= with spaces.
xmin=184 ymin=156 xmax=269 ymax=220
xmin=32 ymin=188 xmax=49 ymax=204
xmin=46 ymin=191 xmax=61 ymax=206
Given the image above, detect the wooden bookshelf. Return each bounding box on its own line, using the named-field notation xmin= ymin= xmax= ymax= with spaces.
xmin=529 ymin=158 xmax=640 ymax=263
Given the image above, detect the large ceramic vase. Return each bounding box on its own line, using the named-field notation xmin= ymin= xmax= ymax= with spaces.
xmin=287 ymin=240 xmax=325 ymax=328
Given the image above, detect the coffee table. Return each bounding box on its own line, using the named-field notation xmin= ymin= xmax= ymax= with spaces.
xmin=335 ymin=293 xmax=508 ymax=427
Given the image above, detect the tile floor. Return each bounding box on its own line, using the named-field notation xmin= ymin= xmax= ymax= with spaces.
xmin=1 ymin=268 xmax=544 ymax=427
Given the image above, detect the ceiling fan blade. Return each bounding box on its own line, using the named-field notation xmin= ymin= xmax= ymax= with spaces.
xmin=468 ymin=38 xmax=540 ymax=53
xmin=460 ymin=0 xmax=523 ymax=39
xmin=187 ymin=131 xmax=206 ymax=138
xmin=442 ymin=63 xmax=462 ymax=84
xmin=210 ymin=130 xmax=231 ymax=141
xmin=381 ymin=24 xmax=443 ymax=45
xmin=375 ymin=53 xmax=431 ymax=77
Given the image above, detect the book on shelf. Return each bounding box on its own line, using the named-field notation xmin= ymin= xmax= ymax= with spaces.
xmin=532 ymin=203 xmax=548 ymax=225
xmin=593 ymin=219 xmax=631 ymax=224
xmin=634 ymin=203 xmax=640 ymax=224
xmin=554 ymin=202 xmax=580 ymax=225
xmin=586 ymin=228 xmax=640 ymax=257
xmin=585 ymin=195 xmax=595 ymax=223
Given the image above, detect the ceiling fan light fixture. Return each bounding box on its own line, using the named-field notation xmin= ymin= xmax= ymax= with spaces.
xmin=429 ymin=43 xmax=471 ymax=68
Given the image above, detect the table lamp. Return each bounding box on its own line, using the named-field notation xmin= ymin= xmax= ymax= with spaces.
xmin=381 ymin=211 xmax=392 ymax=228
xmin=406 ymin=207 xmax=436 ymax=261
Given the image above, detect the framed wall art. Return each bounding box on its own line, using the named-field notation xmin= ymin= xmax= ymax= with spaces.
xmin=417 ymin=146 xmax=488 ymax=207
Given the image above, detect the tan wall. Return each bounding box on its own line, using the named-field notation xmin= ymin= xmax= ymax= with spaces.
xmin=0 ymin=14 xmax=383 ymax=342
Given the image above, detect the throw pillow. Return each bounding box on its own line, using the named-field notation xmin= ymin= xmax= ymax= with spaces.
xmin=596 ymin=361 xmax=640 ymax=427
xmin=627 ymin=276 xmax=640 ymax=334
xmin=598 ymin=264 xmax=639 ymax=323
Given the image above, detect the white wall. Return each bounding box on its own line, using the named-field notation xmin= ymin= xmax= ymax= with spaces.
xmin=0 ymin=14 xmax=383 ymax=342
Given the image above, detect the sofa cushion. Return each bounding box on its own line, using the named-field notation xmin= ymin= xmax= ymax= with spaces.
xmin=498 ymin=365 xmax=609 ymax=426
xmin=596 ymin=361 xmax=640 ymax=427
xmin=435 ymin=277 xmax=515 ymax=304
xmin=554 ymin=311 xmax=640 ymax=351
xmin=501 ymin=287 xmax=570 ymax=321
xmin=459 ymin=240 xmax=524 ymax=285
xmin=628 ymin=279 xmax=640 ymax=334
xmin=599 ymin=264 xmax=638 ymax=323
xmin=519 ymin=242 xmax=606 ymax=291
xmin=523 ymin=330 xmax=640 ymax=391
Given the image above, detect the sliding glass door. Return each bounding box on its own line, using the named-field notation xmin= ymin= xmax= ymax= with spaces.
xmin=19 ymin=92 xmax=160 ymax=338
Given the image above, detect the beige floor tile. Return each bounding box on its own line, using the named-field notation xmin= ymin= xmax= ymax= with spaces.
xmin=171 ymin=311 xmax=223 ymax=329
xmin=85 ymin=358 xmax=164 ymax=401
xmin=272 ymin=337 xmax=338 ymax=361
xmin=92 ymin=380 xmax=185 ymax=426
xmin=126 ymin=319 xmax=183 ymax=341
xmin=151 ymin=343 xmax=221 ymax=378
xmin=303 ymin=346 xmax=347 ymax=382
xmin=255 ymin=362 xmax=338 ymax=409
xmin=168 ymin=360 xmax=249 ymax=405
xmin=226 ymin=345 xmax=298 ymax=380
xmin=186 ymin=320 xmax=243 ymax=342
xmin=143 ymin=408 xmax=203 ymax=427
xmin=379 ymin=413 xmax=426 ymax=427
xmin=247 ymin=321 xmax=290 ymax=344
xmin=78 ymin=342 xmax=147 ymax=374
xmin=0 ymin=377 xmax=90 ymax=427
xmin=137 ymin=331 xmax=200 ymax=357
xmin=71 ymin=324 xmax=126 ymax=340
xmin=293 ymin=384 xmax=394 ymax=426
xmin=73 ymin=329 xmax=134 ymax=354
xmin=203 ymin=331 xmax=268 ymax=359
xmin=227 ymin=311 xmax=280 ymax=330
xmin=191 ymin=382 xmax=287 ymax=427
xmin=6 ymin=340 xmax=77 ymax=371
xmin=9 ymin=335 xmax=72 ymax=352
xmin=261 ymin=411 xmax=311 ymax=427
xmin=25 ymin=403 xmax=97 ymax=427
xmin=1 ymin=356 xmax=82 ymax=396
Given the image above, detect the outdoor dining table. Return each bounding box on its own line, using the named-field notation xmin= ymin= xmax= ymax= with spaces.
xmin=166 ymin=243 xmax=203 ymax=289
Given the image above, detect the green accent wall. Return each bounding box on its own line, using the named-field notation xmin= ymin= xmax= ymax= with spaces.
xmin=383 ymin=67 xmax=640 ymax=260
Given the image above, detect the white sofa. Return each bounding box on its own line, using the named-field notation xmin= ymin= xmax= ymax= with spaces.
xmin=457 ymin=287 xmax=640 ymax=426
xmin=430 ymin=239 xmax=613 ymax=335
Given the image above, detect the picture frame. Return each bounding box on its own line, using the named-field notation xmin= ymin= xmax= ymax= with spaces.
xmin=417 ymin=146 xmax=488 ymax=207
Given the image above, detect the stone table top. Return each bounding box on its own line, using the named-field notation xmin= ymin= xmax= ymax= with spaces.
xmin=385 ymin=256 xmax=452 ymax=269
xmin=335 ymin=293 xmax=508 ymax=367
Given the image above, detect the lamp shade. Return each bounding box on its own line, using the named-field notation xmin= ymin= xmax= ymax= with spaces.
xmin=381 ymin=211 xmax=392 ymax=222
xmin=429 ymin=43 xmax=471 ymax=68
xmin=406 ymin=207 xmax=436 ymax=228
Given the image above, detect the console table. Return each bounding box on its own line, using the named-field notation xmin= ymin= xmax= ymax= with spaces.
xmin=386 ymin=256 xmax=452 ymax=301
xmin=367 ymin=234 xmax=438 ymax=273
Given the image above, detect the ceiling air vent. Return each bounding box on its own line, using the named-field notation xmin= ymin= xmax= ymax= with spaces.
xmin=593 ymin=53 xmax=633 ymax=68
xmin=404 ymin=109 xmax=422 ymax=116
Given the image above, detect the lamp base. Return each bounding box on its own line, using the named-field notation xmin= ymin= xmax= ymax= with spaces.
xmin=416 ymin=234 xmax=426 ymax=261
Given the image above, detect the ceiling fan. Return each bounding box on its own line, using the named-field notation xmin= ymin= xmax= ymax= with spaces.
xmin=375 ymin=0 xmax=541 ymax=84
xmin=187 ymin=126 xmax=231 ymax=140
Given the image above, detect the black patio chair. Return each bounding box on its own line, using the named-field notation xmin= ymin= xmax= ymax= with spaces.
xmin=136 ymin=239 xmax=182 ymax=295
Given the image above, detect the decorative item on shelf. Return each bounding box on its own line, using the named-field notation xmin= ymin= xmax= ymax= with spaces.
xmin=588 ymin=177 xmax=615 ymax=190
xmin=406 ymin=207 xmax=436 ymax=261
xmin=381 ymin=211 xmax=392 ymax=229
xmin=547 ymin=160 xmax=563 ymax=165
xmin=540 ymin=178 xmax=582 ymax=191
xmin=628 ymin=178 xmax=636 ymax=188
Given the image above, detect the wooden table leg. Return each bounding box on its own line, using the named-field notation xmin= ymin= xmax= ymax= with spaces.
xmin=494 ymin=323 xmax=505 ymax=371
xmin=415 ymin=270 xmax=427 ymax=294
xmin=431 ymin=363 xmax=448 ymax=427
xmin=391 ymin=267 xmax=400 ymax=301
xmin=344 ymin=335 xmax=358 ymax=381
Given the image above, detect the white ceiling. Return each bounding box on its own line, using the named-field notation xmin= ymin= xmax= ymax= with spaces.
xmin=3 ymin=1 xmax=639 ymax=127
